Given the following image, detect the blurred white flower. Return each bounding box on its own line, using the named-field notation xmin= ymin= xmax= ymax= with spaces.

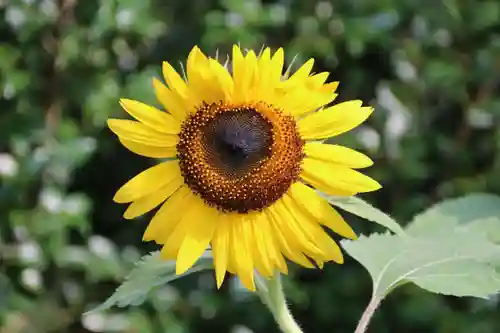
xmin=0 ymin=153 xmax=18 ymax=177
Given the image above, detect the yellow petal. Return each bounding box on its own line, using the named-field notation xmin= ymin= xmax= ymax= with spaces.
xmin=212 ymin=215 xmax=230 ymax=289
xmin=282 ymin=194 xmax=344 ymax=263
xmin=176 ymin=198 xmax=218 ymax=275
xmin=209 ymin=58 xmax=234 ymax=102
xmin=152 ymin=78 xmax=188 ymax=121
xmin=162 ymin=61 xmax=188 ymax=99
xmin=231 ymin=45 xmax=246 ymax=102
xmin=226 ymin=222 xmax=238 ymax=275
xmin=243 ymin=50 xmax=258 ymax=102
xmin=298 ymin=101 xmax=373 ymax=140
xmin=123 ymin=175 xmax=183 ymax=219
xmin=230 ymin=214 xmax=256 ymax=291
xmin=258 ymin=47 xmax=271 ymax=65
xmin=108 ymin=119 xmax=179 ymax=147
xmin=288 ymin=182 xmax=357 ymax=239
xmin=307 ymin=72 xmax=330 ymax=88
xmin=285 ymin=58 xmax=315 ymax=84
xmin=232 ymin=46 xmax=257 ymax=103
xmin=285 ymin=87 xmax=338 ymax=117
xmin=248 ymin=213 xmax=274 ymax=278
xmin=266 ymin=207 xmax=315 ymax=269
xmin=113 ymin=160 xmax=181 ymax=203
xmin=143 ymin=186 xmax=190 ymax=242
xmin=270 ymin=48 xmax=285 ymax=83
xmin=301 ymin=158 xmax=382 ymax=196
xmin=182 ymin=46 xmax=234 ymax=105
xmin=304 ymin=142 xmax=373 ymax=169
xmin=268 ymin=200 xmax=324 ymax=258
xmin=256 ymin=211 xmax=289 ymax=274
xmin=160 ymin=223 xmax=186 ymax=261
xmin=118 ymin=138 xmax=176 ymax=159
xmin=119 ymin=99 xmax=180 ymax=134
xmin=254 ymin=47 xmax=285 ymax=102
xmin=252 ymin=48 xmax=270 ymax=100
xmin=159 ymin=190 xmax=199 ymax=260
xmin=187 ymin=46 xmax=208 ymax=80
xmin=186 ymin=46 xmax=217 ymax=104
xmin=274 ymin=77 xmax=339 ymax=118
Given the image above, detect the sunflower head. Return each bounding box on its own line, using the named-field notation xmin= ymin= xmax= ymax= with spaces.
xmin=108 ymin=45 xmax=381 ymax=291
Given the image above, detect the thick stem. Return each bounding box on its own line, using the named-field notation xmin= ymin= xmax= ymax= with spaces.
xmin=259 ymin=273 xmax=303 ymax=333
xmin=353 ymin=297 xmax=381 ymax=333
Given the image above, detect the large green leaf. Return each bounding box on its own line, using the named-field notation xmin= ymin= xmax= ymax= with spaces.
xmin=406 ymin=193 xmax=500 ymax=243
xmin=328 ymin=195 xmax=405 ymax=236
xmin=86 ymin=251 xmax=213 ymax=313
xmin=342 ymin=232 xmax=500 ymax=299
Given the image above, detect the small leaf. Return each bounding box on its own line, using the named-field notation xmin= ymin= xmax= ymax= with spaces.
xmin=406 ymin=193 xmax=500 ymax=243
xmin=342 ymin=232 xmax=500 ymax=299
xmin=328 ymin=195 xmax=405 ymax=236
xmin=86 ymin=251 xmax=213 ymax=313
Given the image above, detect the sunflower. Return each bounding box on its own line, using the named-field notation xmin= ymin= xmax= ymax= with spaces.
xmin=107 ymin=45 xmax=381 ymax=291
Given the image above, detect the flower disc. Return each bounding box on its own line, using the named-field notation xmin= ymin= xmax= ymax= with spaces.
xmin=177 ymin=101 xmax=304 ymax=213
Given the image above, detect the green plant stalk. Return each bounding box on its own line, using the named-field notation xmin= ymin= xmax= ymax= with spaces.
xmin=354 ymin=296 xmax=381 ymax=333
xmin=257 ymin=273 xmax=304 ymax=333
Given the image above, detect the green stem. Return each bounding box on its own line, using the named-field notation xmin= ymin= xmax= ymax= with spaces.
xmin=257 ymin=273 xmax=304 ymax=333
xmin=353 ymin=296 xmax=381 ymax=333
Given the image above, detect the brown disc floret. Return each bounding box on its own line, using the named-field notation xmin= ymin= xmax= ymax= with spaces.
xmin=177 ymin=101 xmax=304 ymax=213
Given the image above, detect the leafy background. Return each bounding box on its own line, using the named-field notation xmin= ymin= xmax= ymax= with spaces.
xmin=2 ymin=0 xmax=500 ymax=332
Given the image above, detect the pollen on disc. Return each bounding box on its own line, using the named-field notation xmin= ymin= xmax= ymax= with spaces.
xmin=177 ymin=102 xmax=304 ymax=213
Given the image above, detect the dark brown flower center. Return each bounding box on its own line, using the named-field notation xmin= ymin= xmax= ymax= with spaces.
xmin=203 ymin=108 xmax=273 ymax=177
xmin=177 ymin=102 xmax=304 ymax=213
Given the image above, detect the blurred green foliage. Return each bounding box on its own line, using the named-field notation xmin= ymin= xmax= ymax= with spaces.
xmin=1 ymin=0 xmax=500 ymax=332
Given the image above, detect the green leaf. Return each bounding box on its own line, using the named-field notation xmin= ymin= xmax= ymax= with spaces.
xmin=406 ymin=193 xmax=500 ymax=243
xmin=86 ymin=251 xmax=213 ymax=313
xmin=328 ymin=195 xmax=405 ymax=236
xmin=342 ymin=232 xmax=500 ymax=299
